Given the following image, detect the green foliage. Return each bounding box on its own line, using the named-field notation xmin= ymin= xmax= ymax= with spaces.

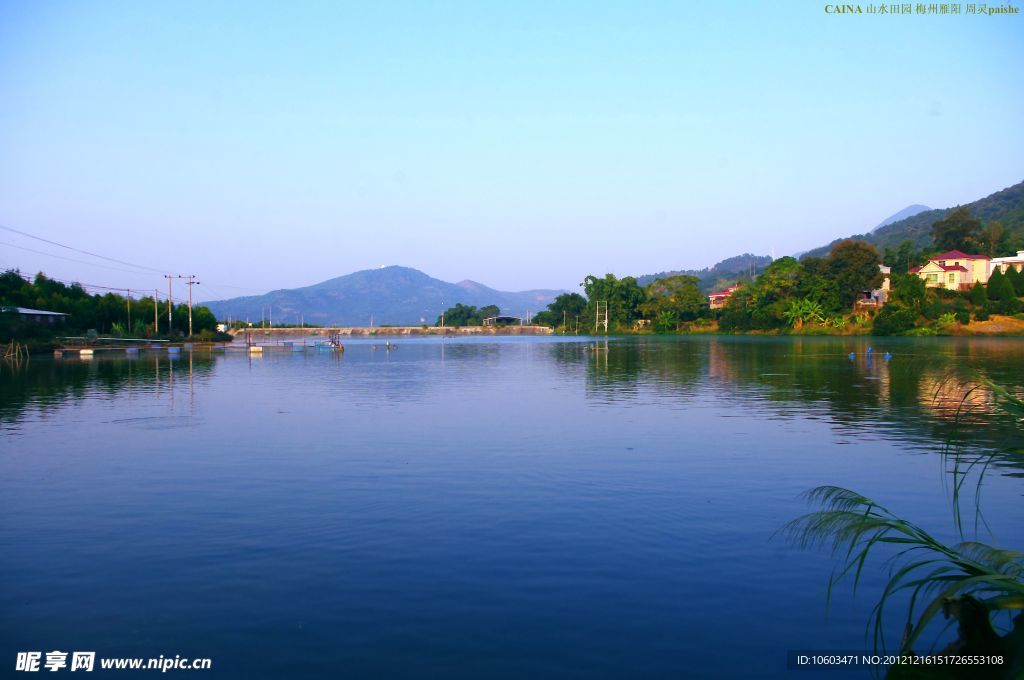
xmin=718 ymin=287 xmax=754 ymax=332
xmin=970 ymin=281 xmax=988 ymax=306
xmin=640 ymin=275 xmax=706 ymax=329
xmin=888 ymin=274 xmax=927 ymax=311
xmin=977 ymin=220 xmax=1012 ymax=257
xmin=996 ymin=275 xmax=1022 ymax=315
xmin=436 ymin=303 xmax=501 ymax=327
xmin=827 ymin=240 xmax=883 ymax=308
xmin=883 ymin=240 xmax=928 ymax=275
xmin=975 ymin=308 xmax=991 ymax=322
xmin=532 ymin=293 xmax=587 ymax=329
xmin=783 ymin=298 xmax=824 ymax=328
xmin=987 ymin=268 xmax=1005 ymax=301
xmin=872 ymin=305 xmax=917 ymax=335
xmin=580 ymin=274 xmax=645 ymax=331
xmin=785 ymin=487 xmax=1024 ymax=659
xmin=1004 ymin=266 xmax=1024 ymax=297
xmin=931 ymin=206 xmax=983 ymax=252
xmin=795 ymin=256 xmax=842 ymax=312
xmin=741 ymin=257 xmax=802 ymax=329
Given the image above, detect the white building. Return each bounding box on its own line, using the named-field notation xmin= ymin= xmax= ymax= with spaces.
xmin=990 ymin=250 xmax=1024 ymax=276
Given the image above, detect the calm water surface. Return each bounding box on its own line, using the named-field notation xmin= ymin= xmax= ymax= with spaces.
xmin=2 ymin=336 xmax=1023 ymax=678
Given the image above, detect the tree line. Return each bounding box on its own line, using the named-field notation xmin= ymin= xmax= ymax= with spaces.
xmin=0 ymin=270 xmax=220 ymax=342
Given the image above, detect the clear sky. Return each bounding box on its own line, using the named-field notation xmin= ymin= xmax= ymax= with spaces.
xmin=1 ymin=1 xmax=1022 ymax=301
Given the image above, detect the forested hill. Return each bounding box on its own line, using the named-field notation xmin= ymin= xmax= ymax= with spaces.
xmin=636 ymin=253 xmax=774 ymax=293
xmin=801 ymin=180 xmax=1024 ymax=259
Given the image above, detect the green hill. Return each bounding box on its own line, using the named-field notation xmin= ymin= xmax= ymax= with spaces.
xmin=636 ymin=253 xmax=773 ymax=293
xmin=801 ymin=180 xmax=1024 ymax=259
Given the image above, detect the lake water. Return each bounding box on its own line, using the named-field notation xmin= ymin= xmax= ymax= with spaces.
xmin=2 ymin=336 xmax=1023 ymax=678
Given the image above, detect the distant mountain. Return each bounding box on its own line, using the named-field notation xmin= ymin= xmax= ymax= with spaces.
xmin=205 ymin=266 xmax=566 ymax=326
xmin=636 ymin=253 xmax=773 ymax=293
xmin=800 ymin=181 xmax=1024 ymax=259
xmin=872 ymin=204 xmax=931 ymax=231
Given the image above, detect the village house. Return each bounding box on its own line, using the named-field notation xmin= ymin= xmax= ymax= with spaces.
xmin=909 ymin=250 xmax=990 ymax=291
xmin=989 ymin=250 xmax=1024 ymax=275
xmin=708 ymin=284 xmax=741 ymax=310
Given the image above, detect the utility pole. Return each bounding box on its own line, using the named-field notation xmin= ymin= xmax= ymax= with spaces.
xmin=595 ymin=300 xmax=609 ymax=334
xmin=185 ymin=275 xmax=200 ymax=337
xmin=164 ymin=275 xmax=175 ymax=334
xmin=126 ymin=288 xmax=131 ymax=333
xmin=154 ymin=290 xmax=159 ymax=334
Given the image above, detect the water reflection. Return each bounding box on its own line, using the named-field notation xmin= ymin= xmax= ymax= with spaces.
xmin=6 ymin=338 xmax=1024 ymax=463
xmin=1 ymin=352 xmax=216 ymax=427
xmin=553 ymin=336 xmax=1024 ymax=464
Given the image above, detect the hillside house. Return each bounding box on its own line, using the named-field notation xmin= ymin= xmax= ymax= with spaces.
xmin=910 ymin=250 xmax=990 ymax=291
xmin=708 ymin=285 xmax=741 ymax=310
xmin=856 ymin=264 xmax=891 ymax=307
xmin=990 ymin=250 xmax=1024 ymax=275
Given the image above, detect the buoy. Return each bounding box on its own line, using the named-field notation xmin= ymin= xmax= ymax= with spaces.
xmin=867 ymin=346 xmax=873 ymax=353
xmin=884 ymin=352 xmax=892 ymax=360
xmin=848 ymin=352 xmax=855 ymax=360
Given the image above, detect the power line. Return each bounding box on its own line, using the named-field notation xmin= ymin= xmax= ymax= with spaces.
xmin=0 ymin=223 xmax=166 ymax=274
xmin=1 ymin=222 xmax=268 ymax=297
xmin=0 ymin=239 xmax=160 ymax=276
xmin=6 ymin=269 xmax=164 ymax=298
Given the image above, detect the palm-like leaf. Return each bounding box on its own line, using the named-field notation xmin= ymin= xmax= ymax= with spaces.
xmin=785 ymin=486 xmax=1024 ymax=655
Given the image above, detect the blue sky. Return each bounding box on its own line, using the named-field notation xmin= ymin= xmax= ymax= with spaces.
xmin=1 ymin=1 xmax=1022 ymax=300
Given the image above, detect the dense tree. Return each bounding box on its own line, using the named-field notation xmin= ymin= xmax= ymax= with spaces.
xmin=580 ymin=274 xmax=645 ymax=331
xmin=887 ymin=274 xmax=927 ymax=312
xmin=795 ymin=256 xmax=841 ymax=312
xmin=825 ymin=240 xmax=883 ymax=308
xmin=986 ymin=268 xmax=1005 ymax=301
xmin=883 ymin=240 xmax=926 ymax=275
xmin=977 ymin=220 xmax=1011 ymax=258
xmin=719 ymin=286 xmax=755 ymax=332
xmin=783 ymin=299 xmax=824 ymax=329
xmin=640 ymin=275 xmax=705 ymax=329
xmin=748 ymin=257 xmax=803 ymax=328
xmin=1004 ymin=266 xmax=1024 ymax=297
xmin=871 ymin=305 xmax=918 ymax=335
xmin=436 ymin=303 xmax=501 ymax=326
xmin=996 ymin=275 xmax=1022 ymax=314
xmin=532 ymin=293 xmax=587 ymax=329
xmin=931 ymin=207 xmax=982 ymax=252
xmin=970 ymin=281 xmax=987 ymax=307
